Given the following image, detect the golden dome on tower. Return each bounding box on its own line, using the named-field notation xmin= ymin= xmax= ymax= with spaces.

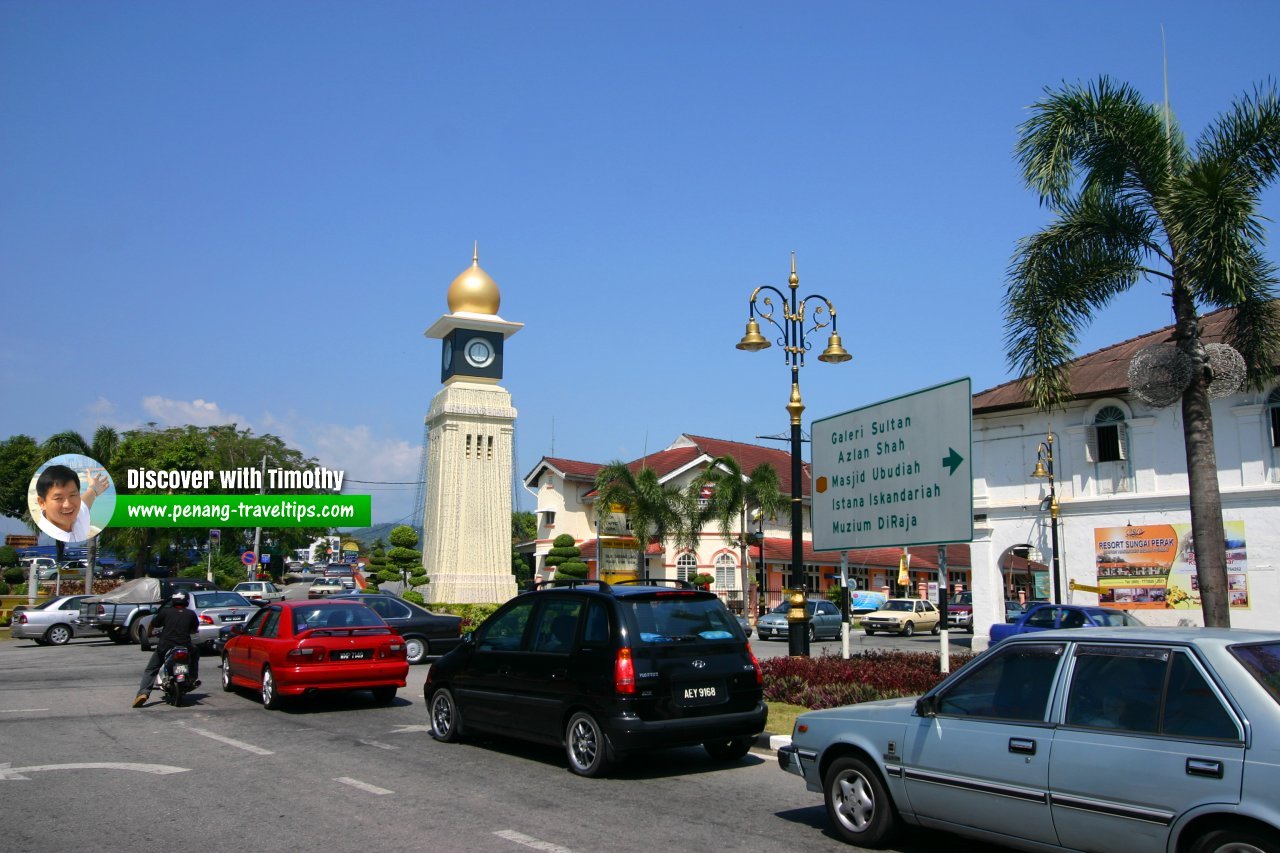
xmin=447 ymin=244 xmax=501 ymax=315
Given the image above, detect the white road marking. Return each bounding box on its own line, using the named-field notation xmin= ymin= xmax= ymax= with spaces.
xmin=334 ymin=776 xmax=393 ymax=795
xmin=386 ymin=724 xmax=432 ymax=734
xmin=494 ymin=830 xmax=575 ymax=852
xmin=0 ymin=708 xmax=50 ymax=713
xmin=357 ymin=739 xmax=397 ymax=750
xmin=180 ymin=725 xmax=274 ymax=755
xmin=0 ymin=762 xmax=188 ymax=781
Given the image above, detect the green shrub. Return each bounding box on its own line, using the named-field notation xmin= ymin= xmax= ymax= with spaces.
xmin=3 ymin=566 xmax=24 ymax=585
xmin=0 ymin=581 xmax=9 ymax=595
xmin=0 ymin=545 xmax=19 ymax=567
xmin=408 ymin=574 xmax=429 ymax=587
xmin=431 ymin=602 xmax=500 ymax=632
xmin=402 ymin=590 xmax=425 ymax=605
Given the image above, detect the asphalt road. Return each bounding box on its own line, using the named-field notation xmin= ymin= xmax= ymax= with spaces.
xmin=0 ymin=629 xmax=1000 ymax=853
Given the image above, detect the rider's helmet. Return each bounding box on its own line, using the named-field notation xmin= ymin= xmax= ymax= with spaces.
xmin=170 ymin=592 xmax=189 ymax=607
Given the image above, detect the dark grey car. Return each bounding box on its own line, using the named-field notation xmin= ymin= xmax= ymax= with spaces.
xmin=756 ymin=599 xmax=842 ymax=642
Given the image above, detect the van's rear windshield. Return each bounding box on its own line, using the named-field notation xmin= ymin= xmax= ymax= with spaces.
xmin=621 ymin=595 xmax=743 ymax=644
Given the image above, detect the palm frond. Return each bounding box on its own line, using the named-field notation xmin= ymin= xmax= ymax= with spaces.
xmin=1198 ymin=80 xmax=1280 ymax=189
xmin=1224 ymin=257 xmax=1280 ymax=387
xmin=1017 ymin=76 xmax=1174 ymax=210
xmin=1005 ymin=200 xmax=1149 ymax=408
xmin=1168 ymin=159 xmax=1270 ymax=305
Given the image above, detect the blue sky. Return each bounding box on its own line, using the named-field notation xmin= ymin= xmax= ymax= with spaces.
xmin=3 ymin=1 xmax=1278 ymax=530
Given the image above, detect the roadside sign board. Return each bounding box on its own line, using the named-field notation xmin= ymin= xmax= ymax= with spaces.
xmin=241 ymin=551 xmax=257 ymax=566
xmin=812 ymin=377 xmax=973 ymax=550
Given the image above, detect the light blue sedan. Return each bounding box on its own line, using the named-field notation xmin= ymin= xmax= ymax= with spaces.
xmin=778 ymin=627 xmax=1280 ymax=852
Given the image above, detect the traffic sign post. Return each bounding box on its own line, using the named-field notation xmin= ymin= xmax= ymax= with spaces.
xmin=812 ymin=377 xmax=973 ymax=551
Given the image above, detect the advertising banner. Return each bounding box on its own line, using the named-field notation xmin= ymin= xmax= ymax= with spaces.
xmin=1093 ymin=522 xmax=1249 ymax=609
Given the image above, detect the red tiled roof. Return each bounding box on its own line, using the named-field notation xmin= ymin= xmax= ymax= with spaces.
xmin=749 ymin=539 xmax=971 ymax=569
xmin=538 ymin=457 xmax=605 ymax=481
xmin=973 ymin=304 xmax=1253 ymax=413
xmin=554 ymin=433 xmax=812 ymax=500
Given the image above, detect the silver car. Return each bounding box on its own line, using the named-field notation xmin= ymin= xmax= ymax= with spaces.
xmin=779 ymin=627 xmax=1280 ymax=852
xmin=757 ymin=599 xmax=842 ymax=642
xmin=9 ymin=595 xmax=105 ymax=645
xmin=137 ymin=590 xmax=257 ymax=651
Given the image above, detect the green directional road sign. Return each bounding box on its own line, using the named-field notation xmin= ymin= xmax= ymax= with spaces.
xmin=811 ymin=377 xmax=973 ymax=550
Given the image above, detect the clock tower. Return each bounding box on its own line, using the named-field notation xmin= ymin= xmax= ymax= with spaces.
xmin=420 ymin=246 xmax=522 ymax=603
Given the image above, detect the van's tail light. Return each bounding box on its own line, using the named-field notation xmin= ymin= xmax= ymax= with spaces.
xmin=748 ymin=643 xmax=763 ymax=685
xmin=614 ymin=647 xmax=636 ymax=695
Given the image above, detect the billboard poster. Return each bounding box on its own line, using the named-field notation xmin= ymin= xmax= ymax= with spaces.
xmin=1093 ymin=522 xmax=1249 ymax=609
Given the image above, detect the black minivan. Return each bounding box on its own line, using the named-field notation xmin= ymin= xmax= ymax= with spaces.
xmin=424 ymin=579 xmax=768 ymax=776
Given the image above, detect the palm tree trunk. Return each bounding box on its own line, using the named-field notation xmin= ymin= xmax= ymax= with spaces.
xmin=1174 ymin=284 xmax=1231 ymax=627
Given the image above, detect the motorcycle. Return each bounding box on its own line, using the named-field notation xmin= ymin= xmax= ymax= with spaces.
xmin=157 ymin=645 xmax=196 ymax=706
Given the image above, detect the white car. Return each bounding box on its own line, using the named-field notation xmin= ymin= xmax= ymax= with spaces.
xmin=232 ymin=581 xmax=285 ymax=605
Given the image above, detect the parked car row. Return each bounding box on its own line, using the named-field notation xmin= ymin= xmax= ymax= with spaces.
xmin=14 ymin=575 xmax=1280 ymax=850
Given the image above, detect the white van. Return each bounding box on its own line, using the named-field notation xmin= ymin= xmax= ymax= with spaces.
xmin=18 ymin=556 xmax=57 ymax=574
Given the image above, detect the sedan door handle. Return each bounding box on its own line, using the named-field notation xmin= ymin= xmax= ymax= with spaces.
xmin=1186 ymin=758 xmax=1223 ymax=779
xmin=1009 ymin=738 xmax=1037 ymax=755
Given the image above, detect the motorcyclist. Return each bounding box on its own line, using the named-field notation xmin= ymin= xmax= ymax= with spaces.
xmin=132 ymin=592 xmax=200 ymax=707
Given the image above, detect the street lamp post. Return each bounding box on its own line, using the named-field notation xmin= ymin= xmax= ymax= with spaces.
xmin=1031 ymin=431 xmax=1062 ymax=605
xmin=736 ymin=253 xmax=851 ymax=657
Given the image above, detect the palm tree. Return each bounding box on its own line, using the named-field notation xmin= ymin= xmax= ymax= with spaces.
xmin=42 ymin=426 xmax=121 ymax=586
xmin=1005 ymin=77 xmax=1280 ymax=627
xmin=593 ymin=462 xmax=685 ymax=576
xmin=695 ymin=457 xmax=786 ymax=616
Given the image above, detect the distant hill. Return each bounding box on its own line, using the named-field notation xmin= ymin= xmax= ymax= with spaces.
xmin=339 ymin=522 xmax=414 ymax=548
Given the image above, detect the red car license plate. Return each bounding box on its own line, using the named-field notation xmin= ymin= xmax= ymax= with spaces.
xmin=334 ymin=649 xmax=372 ymax=661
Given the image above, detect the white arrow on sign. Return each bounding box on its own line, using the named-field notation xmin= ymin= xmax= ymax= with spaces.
xmin=0 ymin=762 xmax=189 ymax=781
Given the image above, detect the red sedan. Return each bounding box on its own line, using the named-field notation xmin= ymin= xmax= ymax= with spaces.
xmin=221 ymin=600 xmax=409 ymax=709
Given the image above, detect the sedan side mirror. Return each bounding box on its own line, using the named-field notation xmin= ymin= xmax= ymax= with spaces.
xmin=915 ymin=695 xmax=939 ymax=718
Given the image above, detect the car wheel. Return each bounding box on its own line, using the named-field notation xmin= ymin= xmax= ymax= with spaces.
xmin=864 ymin=629 xmax=875 ymax=636
xmin=429 ymin=687 xmax=463 ymax=743
xmin=807 ymin=624 xmax=817 ymax=642
xmin=221 ymin=655 xmax=235 ymax=692
xmin=130 ymin=619 xmax=148 ymax=645
xmin=823 ymin=756 xmax=897 ymax=847
xmin=1190 ymin=826 xmax=1280 ymax=853
xmin=108 ymin=627 xmax=131 ymax=644
xmin=260 ymin=666 xmax=281 ymax=710
xmin=565 ymin=711 xmax=610 ymax=777
xmin=371 ymin=687 xmax=396 ymax=705
xmin=45 ymin=624 xmax=73 ymax=645
xmin=704 ymin=737 xmax=753 ymax=761
xmin=901 ymin=622 xmax=914 ymax=637
xmin=404 ymin=637 xmax=428 ymax=665
xmin=931 ymin=621 xmax=941 ymax=636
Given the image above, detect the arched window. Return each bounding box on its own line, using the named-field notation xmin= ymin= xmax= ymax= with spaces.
xmin=714 ymin=553 xmax=737 ymax=589
xmin=676 ymin=552 xmax=697 ymax=582
xmin=1087 ymin=405 xmax=1128 ymax=463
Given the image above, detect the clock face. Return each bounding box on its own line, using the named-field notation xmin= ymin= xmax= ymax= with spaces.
xmin=442 ymin=344 xmax=453 ymax=373
xmin=464 ymin=337 xmax=496 ymax=368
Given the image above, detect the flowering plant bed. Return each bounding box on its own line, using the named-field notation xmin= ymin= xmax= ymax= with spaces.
xmin=762 ymin=650 xmax=975 ymax=710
